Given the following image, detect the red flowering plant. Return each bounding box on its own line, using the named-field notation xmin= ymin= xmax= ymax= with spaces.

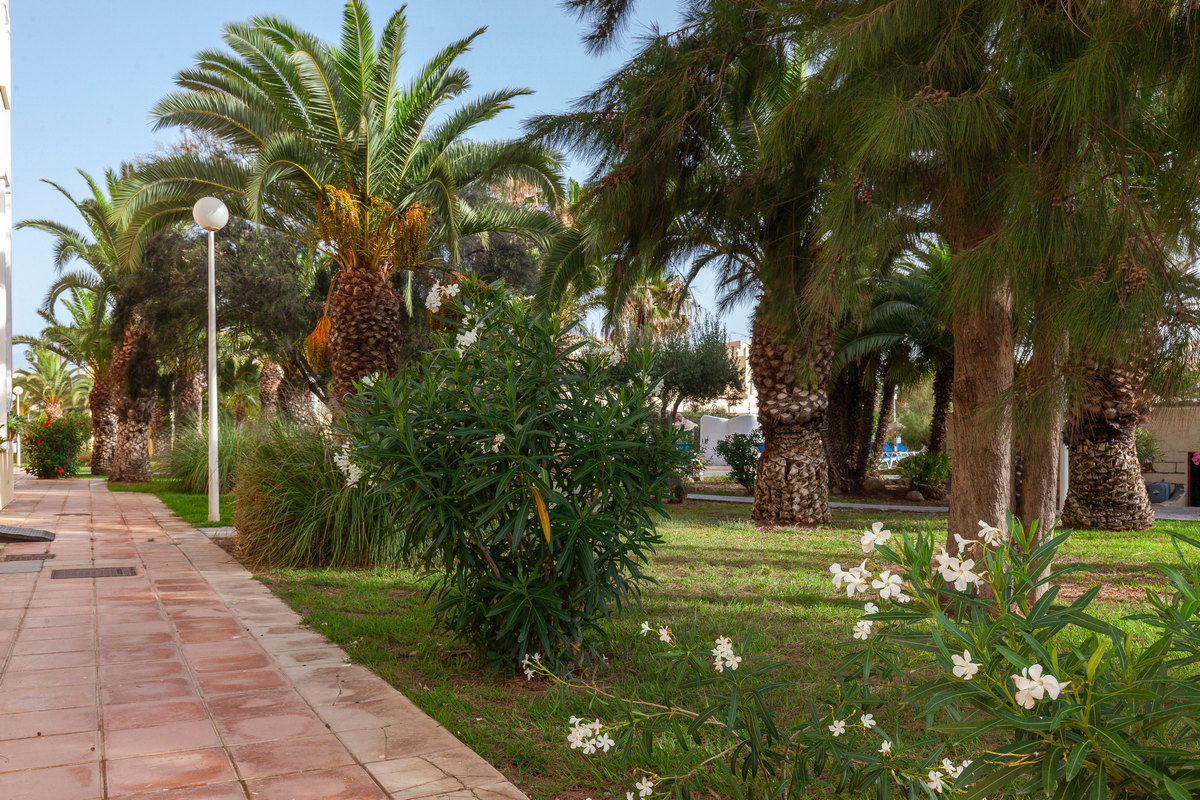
xmin=23 ymin=412 xmax=90 ymax=478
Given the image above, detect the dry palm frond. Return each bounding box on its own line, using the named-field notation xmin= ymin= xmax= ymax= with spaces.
xmin=315 ymin=185 xmax=430 ymax=274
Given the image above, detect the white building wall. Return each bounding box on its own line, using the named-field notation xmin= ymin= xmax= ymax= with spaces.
xmin=0 ymin=2 xmax=13 ymax=506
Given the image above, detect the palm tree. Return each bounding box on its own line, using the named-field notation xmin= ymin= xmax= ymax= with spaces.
xmin=13 ymin=348 xmax=90 ymax=420
xmin=119 ymin=0 xmax=563 ymax=400
xmin=16 ymin=170 xmax=133 ymax=475
xmin=16 ymin=289 xmax=116 ymax=472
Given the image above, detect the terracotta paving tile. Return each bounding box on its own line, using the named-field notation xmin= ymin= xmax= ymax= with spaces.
xmin=215 ymin=710 xmax=330 ymax=744
xmin=5 ymin=650 xmax=96 ymax=671
xmin=103 ymin=698 xmax=208 ymax=730
xmin=229 ymin=733 xmax=357 ymax=779
xmin=0 ymin=731 xmax=100 ymax=773
xmin=0 ymin=684 xmax=96 ymax=713
xmin=20 ymin=614 xmax=94 ymax=629
xmin=95 ymin=621 xmax=172 ymax=637
xmin=0 ymin=762 xmax=102 ymax=800
xmin=104 ymin=720 xmax=222 ymax=759
xmin=196 ymin=667 xmax=291 ymax=695
xmin=180 ymin=641 xmax=262 ymax=661
xmin=98 ymin=658 xmax=189 ymax=683
xmin=9 ymin=635 xmax=95 ymax=656
xmin=108 ymin=781 xmax=248 ymax=800
xmin=206 ymin=689 xmax=311 ymax=720
xmin=0 ymin=705 xmax=99 ymax=741
xmin=96 ymin=632 xmax=173 ymax=648
xmin=188 ymin=651 xmax=272 ymax=673
xmin=98 ymin=643 xmax=180 ymax=665
xmin=100 ymin=677 xmax=198 ymax=705
xmin=1 ymin=665 xmax=97 ymax=689
xmin=104 ymin=748 xmax=237 ymax=796
xmin=243 ymin=765 xmax=390 ymax=800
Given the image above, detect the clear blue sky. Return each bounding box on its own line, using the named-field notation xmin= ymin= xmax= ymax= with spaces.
xmin=11 ymin=0 xmax=753 ymax=364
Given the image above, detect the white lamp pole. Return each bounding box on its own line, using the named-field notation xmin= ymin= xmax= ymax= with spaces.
xmin=192 ymin=197 xmax=229 ymax=522
xmin=12 ymin=385 xmax=22 ymax=466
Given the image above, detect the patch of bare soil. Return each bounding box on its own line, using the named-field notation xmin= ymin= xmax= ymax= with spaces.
xmin=1054 ymin=580 xmax=1159 ymax=604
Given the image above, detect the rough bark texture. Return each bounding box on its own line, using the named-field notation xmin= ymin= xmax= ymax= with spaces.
xmin=151 ymin=406 xmax=173 ymax=458
xmin=825 ymin=363 xmax=877 ymax=492
xmin=88 ymin=380 xmax=117 ymax=476
xmin=329 ymin=267 xmax=403 ymax=400
xmin=1014 ymin=324 xmax=1068 ymax=540
xmin=1060 ymin=366 xmax=1153 ymax=531
xmin=870 ymin=379 xmax=897 ymax=471
xmin=751 ymin=306 xmax=833 ymax=526
xmin=947 ymin=283 xmax=1014 ymax=548
xmin=279 ymin=366 xmax=317 ymax=426
xmin=177 ymin=371 xmax=203 ymax=430
xmin=44 ymin=401 xmax=64 ymax=421
xmin=928 ymin=357 xmax=953 ymax=454
xmin=109 ymin=311 xmax=157 ymax=484
xmin=258 ymin=361 xmax=284 ymax=418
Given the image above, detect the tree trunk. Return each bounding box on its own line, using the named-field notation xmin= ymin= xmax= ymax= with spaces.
xmin=151 ymin=405 xmax=173 ymax=459
xmin=928 ymin=356 xmax=953 ymax=454
xmin=1060 ymin=366 xmax=1153 ymax=531
xmin=88 ymin=380 xmax=117 ymax=476
xmin=750 ymin=301 xmax=833 ymax=526
xmin=869 ymin=379 xmax=897 ymax=471
xmin=328 ymin=266 xmax=404 ymax=400
xmin=109 ymin=309 xmax=158 ymax=484
xmin=176 ymin=371 xmax=203 ymax=431
xmin=1014 ymin=320 xmax=1068 ymax=541
xmin=824 ymin=363 xmax=877 ymax=492
xmin=279 ymin=365 xmax=317 ymax=426
xmin=258 ymin=361 xmax=284 ymax=418
xmin=947 ymin=281 xmax=1014 ymax=550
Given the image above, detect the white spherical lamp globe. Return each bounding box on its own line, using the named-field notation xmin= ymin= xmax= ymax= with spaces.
xmin=192 ymin=197 xmax=229 ymax=232
xmin=11 ymin=386 xmax=22 ymax=396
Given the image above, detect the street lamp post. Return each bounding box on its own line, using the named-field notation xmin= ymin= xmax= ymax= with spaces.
xmin=192 ymin=197 xmax=229 ymax=522
xmin=12 ymin=384 xmax=22 ymax=466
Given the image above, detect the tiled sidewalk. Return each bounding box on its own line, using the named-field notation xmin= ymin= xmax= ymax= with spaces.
xmin=0 ymin=478 xmax=527 ymax=800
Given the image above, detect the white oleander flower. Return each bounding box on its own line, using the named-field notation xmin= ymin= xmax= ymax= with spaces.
xmin=860 ymin=713 xmax=876 ymax=729
xmin=594 ymin=733 xmax=615 ymax=753
xmin=657 ymin=625 xmax=672 ymax=644
xmin=711 ymin=636 xmax=742 ymax=673
xmin=455 ymin=323 xmax=481 ymax=353
xmin=853 ymin=620 xmax=873 ymax=640
xmin=939 ymin=556 xmax=981 ymax=592
xmin=951 ymin=650 xmax=980 ymax=680
xmin=953 ymin=533 xmax=971 ymax=554
xmin=567 ymin=717 xmax=607 ymax=754
xmin=640 ymin=621 xmax=651 ymax=636
xmin=879 ymin=740 xmax=891 ymax=755
xmin=926 ymin=769 xmax=947 ymax=793
xmin=863 ymin=602 xmax=879 ymax=615
xmin=934 ymin=549 xmax=953 ymax=569
xmin=978 ymin=519 xmax=1007 ymax=547
xmin=872 ymin=570 xmax=904 ymax=601
xmin=332 ymin=447 xmax=363 ymax=487
xmin=489 ymin=433 xmax=505 ymax=452
xmin=1012 ymin=664 xmax=1068 ymax=709
xmin=860 ymin=521 xmax=892 ymax=553
xmin=828 ymin=719 xmax=846 ymax=737
xmin=636 ymin=776 xmax=654 ymax=797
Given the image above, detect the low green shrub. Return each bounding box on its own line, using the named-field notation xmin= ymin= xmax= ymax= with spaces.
xmin=231 ymin=423 xmax=402 ymax=568
xmin=167 ymin=422 xmax=261 ymax=493
xmin=897 ymin=449 xmax=951 ymax=498
xmin=1136 ymin=427 xmax=1164 ymax=466
xmin=345 ymin=281 xmax=689 ymax=670
xmin=537 ymin=519 xmax=1200 ymax=799
xmin=714 ymin=430 xmax=762 ymax=493
xmin=24 ymin=413 xmax=90 ymax=478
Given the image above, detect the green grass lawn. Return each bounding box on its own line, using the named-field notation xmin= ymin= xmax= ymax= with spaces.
xmin=107 ymin=477 xmax=234 ymax=527
xmin=251 ymin=500 xmax=1198 ymax=799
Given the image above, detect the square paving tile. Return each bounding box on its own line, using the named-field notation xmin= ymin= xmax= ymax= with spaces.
xmin=98 ymin=643 xmax=180 ymax=665
xmin=1 ymin=665 xmax=97 ymax=690
xmin=206 ymin=689 xmax=311 ymax=720
xmin=104 ymin=748 xmax=237 ymax=796
xmin=0 ymin=731 xmax=100 ymax=773
xmin=5 ymin=650 xmax=96 ymax=672
xmin=196 ymin=667 xmax=290 ymax=695
xmin=100 ymin=677 xmax=198 ymax=706
xmin=243 ymin=765 xmax=389 ymax=800
xmin=0 ymin=762 xmax=102 ymax=800
xmin=0 ymin=705 xmax=99 ymax=741
xmin=99 ymin=659 xmax=189 ymax=683
xmin=9 ymin=635 xmax=95 ymax=656
xmin=229 ymin=734 xmax=356 ymax=779
xmin=0 ymin=684 xmax=96 ymax=714
xmin=103 ymin=698 xmax=208 ymax=730
xmin=215 ymin=710 xmax=329 ymax=744
xmin=104 ymin=720 xmax=222 ymax=759
xmin=108 ymin=781 xmax=248 ymax=799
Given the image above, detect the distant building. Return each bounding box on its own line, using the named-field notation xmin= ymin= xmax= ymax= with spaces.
xmin=0 ymin=2 xmax=12 ymax=507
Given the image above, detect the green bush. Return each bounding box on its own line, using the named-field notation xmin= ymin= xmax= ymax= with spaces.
xmin=167 ymin=422 xmax=261 ymax=493
xmin=24 ymin=413 xmax=90 ymax=478
xmin=714 ymin=431 xmax=762 ymax=493
xmin=897 ymin=449 xmax=951 ymax=498
xmin=544 ymin=519 xmax=1200 ymax=799
xmin=1136 ymin=427 xmax=1164 ymax=466
xmin=231 ymin=423 xmax=401 ymax=568
xmin=345 ymin=282 xmax=688 ymax=669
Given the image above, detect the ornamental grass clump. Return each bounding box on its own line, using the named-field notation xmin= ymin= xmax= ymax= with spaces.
xmin=343 ymin=282 xmax=690 ymax=669
xmin=167 ymin=421 xmax=262 ymax=494
xmin=23 ymin=412 xmax=90 ymax=478
xmin=530 ymin=517 xmax=1200 ymax=799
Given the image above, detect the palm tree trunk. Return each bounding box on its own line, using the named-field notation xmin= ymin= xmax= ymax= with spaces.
xmin=928 ymin=356 xmax=953 ymax=454
xmin=328 ymin=266 xmax=403 ymax=400
xmin=258 ymin=361 xmax=284 ymax=418
xmin=1060 ymin=366 xmax=1153 ymax=531
xmin=947 ymin=280 xmax=1014 ymax=549
xmin=825 ymin=363 xmax=876 ymax=492
xmin=44 ymin=400 xmax=63 ymax=421
xmin=1014 ymin=317 xmax=1068 ymax=540
xmin=750 ymin=301 xmax=833 ymax=526
xmin=870 ymin=379 xmax=897 ymax=471
xmin=151 ymin=405 xmax=173 ymax=459
xmin=88 ymin=380 xmax=117 ymax=476
xmin=109 ymin=309 xmax=157 ymax=483
xmin=176 ymin=371 xmax=203 ymax=430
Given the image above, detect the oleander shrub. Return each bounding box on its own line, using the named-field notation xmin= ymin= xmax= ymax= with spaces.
xmin=231 ymin=422 xmax=402 ymax=568
xmin=24 ymin=412 xmax=90 ymax=478
xmin=537 ymin=517 xmax=1200 ymax=799
xmin=344 ymin=281 xmax=689 ymax=669
xmin=714 ymin=430 xmax=762 ymax=493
